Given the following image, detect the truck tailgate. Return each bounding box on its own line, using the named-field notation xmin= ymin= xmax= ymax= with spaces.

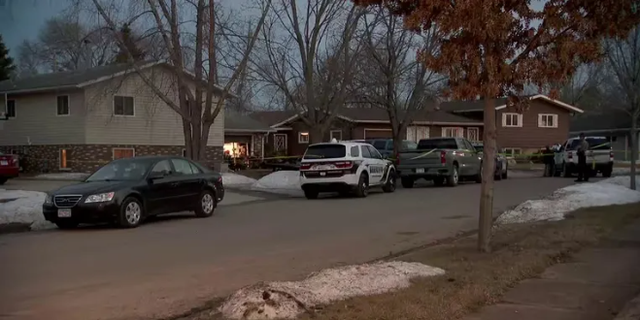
xmin=588 ymin=150 xmax=611 ymax=164
xmin=397 ymin=150 xmax=441 ymax=168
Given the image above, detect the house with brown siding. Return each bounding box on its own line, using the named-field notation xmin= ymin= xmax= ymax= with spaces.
xmin=440 ymin=94 xmax=584 ymax=155
xmin=0 ymin=62 xmax=226 ymax=173
xmin=251 ymin=94 xmax=583 ymax=157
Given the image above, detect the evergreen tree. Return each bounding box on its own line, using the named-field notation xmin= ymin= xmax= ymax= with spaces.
xmin=0 ymin=34 xmax=16 ymax=81
xmin=113 ymin=24 xmax=145 ymax=64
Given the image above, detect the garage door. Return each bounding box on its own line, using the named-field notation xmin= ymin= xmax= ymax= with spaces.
xmin=364 ymin=129 xmax=393 ymax=139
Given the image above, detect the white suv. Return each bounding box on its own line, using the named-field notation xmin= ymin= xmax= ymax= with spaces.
xmin=299 ymin=141 xmax=397 ymax=199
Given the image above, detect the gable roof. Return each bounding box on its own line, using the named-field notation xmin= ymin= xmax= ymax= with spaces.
xmin=249 ymin=107 xmax=483 ymax=128
xmin=225 ymin=110 xmax=274 ymax=132
xmin=439 ymin=94 xmax=584 ymax=114
xmin=0 ymin=61 xmax=232 ymax=97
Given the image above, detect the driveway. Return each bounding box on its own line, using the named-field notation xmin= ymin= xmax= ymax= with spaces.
xmin=0 ymin=177 xmax=583 ymax=320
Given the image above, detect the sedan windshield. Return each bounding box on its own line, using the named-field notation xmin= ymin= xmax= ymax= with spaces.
xmin=86 ymin=158 xmax=152 ymax=181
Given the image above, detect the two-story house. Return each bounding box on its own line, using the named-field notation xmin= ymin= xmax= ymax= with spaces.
xmin=0 ymin=62 xmax=226 ymax=173
xmin=251 ymin=94 xmax=583 ymax=157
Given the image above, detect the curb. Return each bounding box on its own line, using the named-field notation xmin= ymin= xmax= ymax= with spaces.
xmin=614 ymin=294 xmax=640 ymax=320
xmin=0 ymin=222 xmax=32 ymax=235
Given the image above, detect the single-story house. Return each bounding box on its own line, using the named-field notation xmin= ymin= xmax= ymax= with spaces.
xmin=570 ymin=110 xmax=638 ymax=161
xmin=0 ymin=62 xmax=227 ymax=173
xmin=224 ymin=110 xmax=274 ymax=159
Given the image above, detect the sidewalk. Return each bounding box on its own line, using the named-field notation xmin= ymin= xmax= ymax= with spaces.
xmin=463 ymin=220 xmax=640 ymax=320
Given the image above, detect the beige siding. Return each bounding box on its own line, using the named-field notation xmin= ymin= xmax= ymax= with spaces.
xmin=0 ymin=90 xmax=86 ymax=145
xmin=83 ymin=67 xmax=224 ymax=146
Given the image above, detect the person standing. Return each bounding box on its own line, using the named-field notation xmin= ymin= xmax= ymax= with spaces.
xmin=543 ymin=145 xmax=555 ymax=177
xmin=576 ymin=133 xmax=590 ymax=182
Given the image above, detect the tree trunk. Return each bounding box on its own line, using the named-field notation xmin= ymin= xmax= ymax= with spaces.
xmin=478 ymin=98 xmax=497 ymax=253
xmin=310 ymin=126 xmax=325 ymax=144
xmin=630 ymin=114 xmax=638 ymax=190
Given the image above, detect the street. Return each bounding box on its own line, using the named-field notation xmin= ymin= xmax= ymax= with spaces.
xmin=0 ymin=177 xmax=582 ymax=320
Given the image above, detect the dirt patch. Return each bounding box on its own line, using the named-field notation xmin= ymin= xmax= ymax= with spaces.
xmin=294 ymin=202 xmax=640 ymax=320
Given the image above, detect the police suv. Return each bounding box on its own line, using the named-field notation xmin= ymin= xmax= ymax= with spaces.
xmin=299 ymin=139 xmax=397 ymax=199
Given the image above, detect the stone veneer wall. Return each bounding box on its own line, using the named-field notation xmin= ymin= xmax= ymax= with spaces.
xmin=0 ymin=144 xmax=223 ymax=173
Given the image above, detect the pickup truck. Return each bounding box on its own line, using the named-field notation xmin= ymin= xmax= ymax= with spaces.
xmin=396 ymin=137 xmax=483 ymax=188
xmin=553 ymin=136 xmax=614 ymax=178
xmin=368 ymin=139 xmax=418 ymax=159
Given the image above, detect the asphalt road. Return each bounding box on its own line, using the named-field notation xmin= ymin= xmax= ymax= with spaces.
xmin=0 ymin=177 xmax=584 ymax=320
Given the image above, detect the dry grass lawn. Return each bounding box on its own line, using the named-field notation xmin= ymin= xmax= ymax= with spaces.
xmin=297 ymin=202 xmax=640 ymax=320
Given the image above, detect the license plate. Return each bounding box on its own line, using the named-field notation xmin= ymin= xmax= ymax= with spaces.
xmin=314 ymin=165 xmax=333 ymax=170
xmin=416 ymin=168 xmax=425 ymax=173
xmin=320 ymin=172 xmax=326 ymax=176
xmin=57 ymin=209 xmax=72 ymax=218
xmin=0 ymin=161 xmax=7 ymax=166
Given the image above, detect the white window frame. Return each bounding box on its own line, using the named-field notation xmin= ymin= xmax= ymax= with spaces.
xmin=113 ymin=95 xmax=136 ymax=117
xmin=273 ymin=133 xmax=288 ymax=152
xmin=59 ymin=148 xmax=70 ymax=171
xmin=502 ymin=113 xmax=523 ymax=127
xmin=441 ymin=127 xmax=464 ymax=138
xmin=466 ymin=127 xmax=480 ymax=141
xmin=111 ymin=147 xmax=136 ymax=160
xmin=330 ymin=129 xmax=342 ymax=141
xmin=503 ymin=148 xmax=522 ymax=156
xmin=298 ymin=131 xmax=310 ymax=144
xmin=5 ymin=99 xmax=16 ymax=118
xmin=538 ymin=113 xmax=558 ymax=128
xmin=406 ymin=126 xmax=430 ymax=142
xmin=56 ymin=95 xmax=70 ymax=116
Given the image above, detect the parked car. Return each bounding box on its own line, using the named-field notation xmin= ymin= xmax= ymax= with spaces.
xmin=42 ymin=156 xmax=225 ymax=229
xmin=396 ymin=137 xmax=483 ymax=188
xmin=553 ymin=136 xmax=614 ymax=177
xmin=0 ymin=152 xmax=19 ymax=185
xmin=472 ymin=142 xmax=508 ymax=180
xmin=368 ymin=139 xmax=418 ymax=159
xmin=299 ymin=141 xmax=396 ymax=199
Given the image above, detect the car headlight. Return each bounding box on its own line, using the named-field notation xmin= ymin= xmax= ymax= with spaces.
xmin=84 ymin=192 xmax=115 ymax=203
xmin=44 ymin=194 xmax=52 ymax=204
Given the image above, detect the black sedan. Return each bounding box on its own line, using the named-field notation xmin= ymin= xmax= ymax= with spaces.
xmin=43 ymin=156 xmax=225 ymax=229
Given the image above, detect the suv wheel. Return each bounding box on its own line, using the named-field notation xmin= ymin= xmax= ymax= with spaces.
xmin=382 ymin=171 xmax=396 ymax=193
xmin=354 ymin=173 xmax=369 ymax=197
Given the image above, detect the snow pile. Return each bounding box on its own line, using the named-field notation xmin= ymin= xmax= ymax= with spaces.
xmin=222 ymin=172 xmax=257 ymax=187
xmin=497 ymin=176 xmax=640 ymax=224
xmin=219 ymin=261 xmax=445 ymax=319
xmin=0 ymin=189 xmax=53 ymax=230
xmin=33 ymin=172 xmax=89 ymax=181
xmin=251 ymin=171 xmax=303 ymax=197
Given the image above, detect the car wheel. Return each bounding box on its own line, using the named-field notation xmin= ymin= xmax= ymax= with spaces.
xmin=55 ymin=220 xmax=79 ymax=230
xmin=446 ymin=165 xmax=459 ymax=187
xmin=354 ymin=173 xmax=369 ymax=198
xmin=118 ymin=197 xmax=144 ymax=228
xmin=475 ymin=163 xmax=483 ymax=183
xmin=304 ymin=188 xmax=319 ymax=199
xmin=382 ymin=170 xmax=396 ymax=193
xmin=401 ymin=177 xmax=414 ymax=188
xmin=195 ymin=190 xmax=217 ymax=218
xmin=562 ymin=162 xmax=571 ymax=178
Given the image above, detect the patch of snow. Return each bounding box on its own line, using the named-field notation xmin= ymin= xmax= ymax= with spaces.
xmin=0 ymin=189 xmax=53 ymax=230
xmin=251 ymin=171 xmax=303 ymax=197
xmin=33 ymin=172 xmax=89 ymax=181
xmin=222 ymin=172 xmax=257 ymax=187
xmin=497 ymin=176 xmax=640 ymax=224
xmin=219 ymin=261 xmax=445 ymax=320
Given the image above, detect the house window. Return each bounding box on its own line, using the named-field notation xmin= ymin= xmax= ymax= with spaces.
xmin=298 ymin=132 xmax=310 ymax=144
xmin=504 ymin=148 xmax=522 ymax=157
xmin=442 ymin=127 xmax=463 ymax=138
xmin=59 ymin=149 xmax=69 ymax=170
xmin=57 ymin=95 xmax=70 ymax=116
xmin=114 ymin=96 xmax=135 ymax=116
xmin=330 ymin=130 xmax=342 ymax=141
xmin=502 ymin=113 xmax=522 ymax=127
xmin=467 ymin=127 xmax=480 ymax=141
xmin=538 ymin=114 xmax=558 ymax=128
xmin=5 ymin=99 xmax=15 ymax=118
xmin=112 ymin=148 xmax=135 ymax=160
xmin=274 ymin=134 xmax=287 ymax=152
xmin=407 ymin=126 xmax=429 ymax=142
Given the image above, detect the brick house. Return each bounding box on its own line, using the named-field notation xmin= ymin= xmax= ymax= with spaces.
xmin=0 ymin=62 xmax=226 ymax=173
xmin=250 ymin=108 xmax=484 ymax=157
xmin=251 ymin=94 xmax=583 ymax=157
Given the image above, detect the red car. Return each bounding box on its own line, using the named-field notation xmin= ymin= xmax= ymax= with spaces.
xmin=0 ymin=153 xmax=19 ymax=185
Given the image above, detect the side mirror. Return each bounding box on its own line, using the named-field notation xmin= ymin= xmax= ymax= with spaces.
xmin=147 ymin=171 xmax=165 ymax=181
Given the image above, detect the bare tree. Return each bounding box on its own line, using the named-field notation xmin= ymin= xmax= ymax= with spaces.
xmin=604 ymin=27 xmax=640 ymax=190
xmin=254 ymin=0 xmax=365 ymax=143
xmin=560 ymin=63 xmax=607 ymax=111
xmin=89 ymin=0 xmax=270 ymax=161
xmin=357 ymin=8 xmax=444 ymax=153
